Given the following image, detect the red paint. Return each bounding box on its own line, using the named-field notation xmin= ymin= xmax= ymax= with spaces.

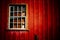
xmin=0 ymin=0 xmax=59 ymax=40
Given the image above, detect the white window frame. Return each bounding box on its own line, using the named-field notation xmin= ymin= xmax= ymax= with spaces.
xmin=8 ymin=4 xmax=28 ymax=30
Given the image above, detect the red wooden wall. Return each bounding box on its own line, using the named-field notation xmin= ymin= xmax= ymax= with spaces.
xmin=0 ymin=0 xmax=59 ymax=40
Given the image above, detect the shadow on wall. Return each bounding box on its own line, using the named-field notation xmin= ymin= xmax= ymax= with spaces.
xmin=34 ymin=34 xmax=39 ymax=40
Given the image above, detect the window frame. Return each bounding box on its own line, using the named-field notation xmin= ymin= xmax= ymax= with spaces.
xmin=8 ymin=4 xmax=28 ymax=30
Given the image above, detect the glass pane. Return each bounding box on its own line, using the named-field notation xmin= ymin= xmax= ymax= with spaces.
xmin=21 ymin=24 xmax=25 ymax=28
xmin=21 ymin=5 xmax=26 ymax=11
xmin=10 ymin=17 xmax=13 ymax=22
xmin=18 ymin=12 xmax=21 ymax=16
xmin=22 ymin=22 xmax=25 ymax=24
xmin=21 ymin=11 xmax=26 ymax=16
xmin=10 ymin=23 xmax=13 ymax=28
xmin=21 ymin=17 xmax=25 ymax=24
xmin=18 ymin=24 xmax=21 ymax=28
xmin=14 ymin=23 xmax=17 ymax=28
xmin=10 ymin=6 xmax=13 ymax=11
xmin=14 ymin=12 xmax=17 ymax=16
xmin=18 ymin=17 xmax=21 ymax=23
xmin=10 ymin=12 xmax=13 ymax=16
xmin=18 ymin=6 xmax=21 ymax=11
xmin=14 ymin=18 xmax=17 ymax=22
xmin=21 ymin=17 xmax=25 ymax=22
xmin=14 ymin=6 xmax=17 ymax=11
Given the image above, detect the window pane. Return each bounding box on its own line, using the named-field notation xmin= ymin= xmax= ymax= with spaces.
xmin=14 ymin=12 xmax=17 ymax=16
xmin=18 ymin=24 xmax=21 ymax=28
xmin=21 ymin=5 xmax=26 ymax=11
xmin=10 ymin=17 xmax=13 ymax=22
xmin=18 ymin=17 xmax=21 ymax=23
xmin=10 ymin=6 xmax=13 ymax=11
xmin=14 ymin=23 xmax=17 ymax=28
xmin=18 ymin=6 xmax=21 ymax=11
xmin=21 ymin=17 xmax=25 ymax=24
xmin=21 ymin=11 xmax=26 ymax=16
xmin=21 ymin=24 xmax=25 ymax=28
xmin=21 ymin=17 xmax=25 ymax=22
xmin=10 ymin=12 xmax=13 ymax=16
xmin=18 ymin=12 xmax=21 ymax=16
xmin=14 ymin=6 xmax=17 ymax=11
xmin=10 ymin=23 xmax=13 ymax=28
xmin=14 ymin=18 xmax=17 ymax=22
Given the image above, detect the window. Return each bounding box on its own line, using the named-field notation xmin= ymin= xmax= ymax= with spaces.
xmin=8 ymin=4 xmax=28 ymax=30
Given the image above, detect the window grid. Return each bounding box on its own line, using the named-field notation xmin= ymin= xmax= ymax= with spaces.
xmin=9 ymin=5 xmax=26 ymax=30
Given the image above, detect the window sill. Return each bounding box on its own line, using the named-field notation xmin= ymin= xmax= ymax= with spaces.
xmin=6 ymin=28 xmax=29 ymax=31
